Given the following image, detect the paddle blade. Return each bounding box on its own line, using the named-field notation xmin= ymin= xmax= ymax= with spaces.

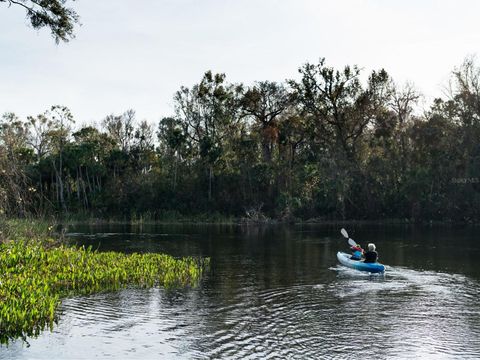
xmin=340 ymin=228 xmax=349 ymax=238
xmin=348 ymin=238 xmax=357 ymax=247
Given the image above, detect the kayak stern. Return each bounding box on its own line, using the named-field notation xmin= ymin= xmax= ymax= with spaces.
xmin=336 ymin=251 xmax=385 ymax=273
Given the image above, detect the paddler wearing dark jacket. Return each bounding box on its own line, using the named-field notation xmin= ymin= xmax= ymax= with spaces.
xmin=363 ymin=243 xmax=378 ymax=263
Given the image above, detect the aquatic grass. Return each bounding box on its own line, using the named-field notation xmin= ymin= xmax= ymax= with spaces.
xmin=0 ymin=217 xmax=54 ymax=243
xmin=0 ymin=238 xmax=209 ymax=344
xmin=62 ymin=210 xmax=238 ymax=225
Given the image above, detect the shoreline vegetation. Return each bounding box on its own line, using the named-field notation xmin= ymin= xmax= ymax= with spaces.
xmin=2 ymin=58 xmax=480 ymax=225
xmin=0 ymin=219 xmax=210 ymax=345
xmin=60 ymin=211 xmax=480 ymax=227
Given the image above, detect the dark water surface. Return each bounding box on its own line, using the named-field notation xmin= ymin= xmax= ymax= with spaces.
xmin=2 ymin=224 xmax=480 ymax=359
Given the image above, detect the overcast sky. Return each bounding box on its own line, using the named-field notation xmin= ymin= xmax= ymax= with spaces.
xmin=1 ymin=0 xmax=480 ymax=126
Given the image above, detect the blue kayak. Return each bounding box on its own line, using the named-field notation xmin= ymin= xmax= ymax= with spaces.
xmin=336 ymin=252 xmax=385 ymax=273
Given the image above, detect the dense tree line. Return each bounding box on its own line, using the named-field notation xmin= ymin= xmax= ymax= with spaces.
xmin=2 ymin=58 xmax=480 ymax=222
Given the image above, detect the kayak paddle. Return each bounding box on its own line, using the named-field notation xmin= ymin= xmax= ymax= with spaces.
xmin=340 ymin=228 xmax=357 ymax=247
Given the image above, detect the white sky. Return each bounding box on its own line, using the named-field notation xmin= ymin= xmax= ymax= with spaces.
xmin=1 ymin=0 xmax=480 ymax=126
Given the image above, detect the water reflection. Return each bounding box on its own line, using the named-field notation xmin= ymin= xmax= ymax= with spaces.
xmin=2 ymin=224 xmax=480 ymax=359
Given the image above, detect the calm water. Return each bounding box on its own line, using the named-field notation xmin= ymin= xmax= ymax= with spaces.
xmin=2 ymin=224 xmax=480 ymax=359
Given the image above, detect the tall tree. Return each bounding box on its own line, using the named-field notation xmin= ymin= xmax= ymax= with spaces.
xmin=174 ymin=71 xmax=242 ymax=202
xmin=27 ymin=112 xmax=54 ymax=159
xmin=132 ymin=120 xmax=156 ymax=174
xmin=70 ymin=126 xmax=115 ymax=209
xmin=389 ymin=81 xmax=420 ymax=172
xmin=240 ymin=81 xmax=292 ymax=163
xmin=158 ymin=117 xmax=188 ymax=191
xmin=292 ymin=58 xmax=379 ymax=162
xmin=103 ymin=110 xmax=136 ymax=153
xmin=0 ymin=113 xmax=33 ymax=216
xmin=44 ymin=105 xmax=74 ymax=212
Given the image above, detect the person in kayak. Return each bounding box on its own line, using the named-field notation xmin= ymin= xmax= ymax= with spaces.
xmin=363 ymin=243 xmax=378 ymax=263
xmin=350 ymin=244 xmax=364 ymax=260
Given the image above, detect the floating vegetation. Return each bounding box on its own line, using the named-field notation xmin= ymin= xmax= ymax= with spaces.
xmin=0 ymin=232 xmax=209 ymax=344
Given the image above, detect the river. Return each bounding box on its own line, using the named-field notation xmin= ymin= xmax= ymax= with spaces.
xmin=2 ymin=224 xmax=480 ymax=359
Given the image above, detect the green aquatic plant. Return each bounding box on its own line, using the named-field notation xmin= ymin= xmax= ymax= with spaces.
xmin=0 ymin=237 xmax=210 ymax=344
xmin=0 ymin=218 xmax=53 ymax=243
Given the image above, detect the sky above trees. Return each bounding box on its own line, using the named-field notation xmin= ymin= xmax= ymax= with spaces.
xmin=1 ymin=0 xmax=480 ymax=125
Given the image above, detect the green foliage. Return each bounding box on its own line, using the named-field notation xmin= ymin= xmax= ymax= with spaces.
xmin=0 ymin=222 xmax=209 ymax=344
xmin=1 ymin=0 xmax=79 ymax=43
xmin=2 ymin=57 xmax=480 ymax=222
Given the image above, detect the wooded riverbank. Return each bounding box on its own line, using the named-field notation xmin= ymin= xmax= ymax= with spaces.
xmin=2 ymin=58 xmax=480 ymax=224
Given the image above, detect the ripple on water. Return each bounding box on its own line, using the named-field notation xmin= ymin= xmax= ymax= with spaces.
xmin=197 ymin=267 xmax=480 ymax=359
xmin=2 ymin=267 xmax=480 ymax=359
